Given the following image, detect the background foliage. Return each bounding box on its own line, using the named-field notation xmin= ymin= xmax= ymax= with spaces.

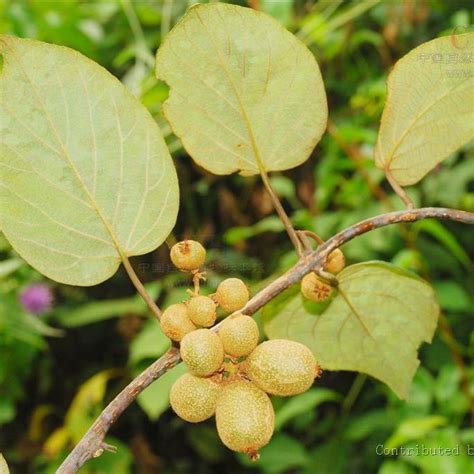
xmin=0 ymin=1 xmax=473 ymax=473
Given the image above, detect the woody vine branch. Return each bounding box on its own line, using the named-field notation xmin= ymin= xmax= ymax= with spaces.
xmin=57 ymin=206 xmax=474 ymax=474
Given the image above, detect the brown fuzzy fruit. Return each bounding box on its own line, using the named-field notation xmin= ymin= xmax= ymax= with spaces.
xmin=170 ymin=240 xmax=206 ymax=271
xmin=170 ymin=373 xmax=221 ymax=423
xmin=301 ymin=272 xmax=333 ymax=302
xmin=245 ymin=339 xmax=320 ymax=396
xmin=187 ymin=295 xmax=217 ymax=327
xmin=180 ymin=329 xmax=224 ymax=376
xmin=219 ymin=314 xmax=259 ymax=357
xmin=325 ymin=249 xmax=346 ymax=274
xmin=160 ymin=303 xmax=196 ymax=342
xmin=215 ymin=380 xmax=274 ymax=456
xmin=216 ymin=278 xmax=249 ymax=313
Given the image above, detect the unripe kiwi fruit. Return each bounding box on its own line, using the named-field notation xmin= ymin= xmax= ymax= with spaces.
xmin=180 ymin=329 xmax=224 ymax=376
xmin=215 ymin=380 xmax=274 ymax=456
xmin=325 ymin=249 xmax=346 ymax=274
xmin=170 ymin=240 xmax=206 ymax=271
xmin=170 ymin=373 xmax=221 ymax=423
xmin=245 ymin=339 xmax=319 ymax=396
xmin=187 ymin=295 xmax=217 ymax=327
xmin=160 ymin=303 xmax=196 ymax=342
xmin=219 ymin=314 xmax=259 ymax=357
xmin=301 ymin=272 xmax=333 ymax=302
xmin=216 ymin=278 xmax=249 ymax=313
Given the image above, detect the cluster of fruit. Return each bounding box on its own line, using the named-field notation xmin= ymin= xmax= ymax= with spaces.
xmin=300 ymin=248 xmax=346 ymax=302
xmin=160 ymin=240 xmax=321 ymax=460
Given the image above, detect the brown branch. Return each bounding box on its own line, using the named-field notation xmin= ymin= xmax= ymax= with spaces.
xmin=57 ymin=207 xmax=474 ymax=473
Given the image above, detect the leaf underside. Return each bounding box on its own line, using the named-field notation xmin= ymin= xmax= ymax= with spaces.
xmin=263 ymin=262 xmax=440 ymax=399
xmin=375 ymin=33 xmax=474 ymax=186
xmin=0 ymin=36 xmax=179 ymax=285
xmin=155 ymin=3 xmax=328 ymax=176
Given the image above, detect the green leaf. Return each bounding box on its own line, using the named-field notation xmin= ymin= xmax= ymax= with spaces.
xmin=155 ymin=3 xmax=327 ymax=176
xmin=385 ymin=416 xmax=447 ymax=449
xmin=275 ymin=388 xmax=341 ymax=430
xmin=375 ymin=33 xmax=474 ymax=186
xmin=55 ymin=282 xmax=161 ymax=327
xmin=128 ymin=319 xmax=170 ymax=365
xmin=263 ymin=261 xmax=440 ymax=399
xmin=136 ymin=363 xmax=187 ymax=420
xmin=0 ymin=36 xmax=179 ymax=286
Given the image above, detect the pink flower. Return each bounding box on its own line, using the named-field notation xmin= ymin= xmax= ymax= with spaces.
xmin=20 ymin=283 xmax=54 ymax=314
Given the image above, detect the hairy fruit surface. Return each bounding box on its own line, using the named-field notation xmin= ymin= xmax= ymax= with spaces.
xmin=325 ymin=249 xmax=346 ymax=274
xmin=187 ymin=295 xmax=217 ymax=327
xmin=216 ymin=278 xmax=249 ymax=313
xmin=170 ymin=373 xmax=221 ymax=423
xmin=180 ymin=329 xmax=224 ymax=376
xmin=219 ymin=314 xmax=259 ymax=357
xmin=301 ymin=272 xmax=333 ymax=302
xmin=215 ymin=380 xmax=274 ymax=456
xmin=245 ymin=339 xmax=319 ymax=396
xmin=170 ymin=240 xmax=206 ymax=271
xmin=160 ymin=303 xmax=196 ymax=342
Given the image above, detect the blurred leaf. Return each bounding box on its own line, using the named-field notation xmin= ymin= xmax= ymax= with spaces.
xmin=55 ymin=282 xmax=161 ymax=327
xmin=128 ymin=319 xmax=170 ymax=365
xmin=186 ymin=425 xmax=225 ymax=463
xmin=224 ymin=216 xmax=284 ymax=245
xmin=238 ymin=433 xmax=309 ymax=473
xmin=260 ymin=0 xmax=293 ymax=26
xmin=264 ymin=262 xmax=439 ymax=399
xmin=402 ymin=429 xmax=474 ymax=474
xmin=275 ymin=388 xmax=341 ymax=430
xmin=375 ymin=33 xmax=474 ymax=186
xmin=385 ymin=416 xmax=447 ymax=449
xmin=434 ymin=364 xmax=469 ymax=418
xmin=378 ymin=460 xmax=417 ymax=474
xmin=0 ymin=257 xmax=23 ymax=278
xmin=137 ymin=363 xmax=187 ymax=420
xmin=344 ymin=410 xmax=393 ymax=441
xmin=43 ymin=427 xmax=69 ymax=459
xmin=303 ymin=437 xmax=351 ymax=474
xmin=0 ymin=35 xmax=178 ymax=285
xmin=83 ymin=436 xmax=133 ymax=473
xmin=65 ymin=369 xmax=121 ymax=442
xmin=414 ymin=220 xmax=470 ymax=268
xmin=433 ymin=281 xmax=471 ymax=312
xmin=156 ymin=3 xmax=327 ymax=176
xmin=0 ymin=397 xmax=15 ymax=425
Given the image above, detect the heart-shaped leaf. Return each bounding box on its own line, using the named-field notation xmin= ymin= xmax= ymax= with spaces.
xmin=0 ymin=36 xmax=179 ymax=285
xmin=263 ymin=261 xmax=440 ymax=399
xmin=375 ymin=33 xmax=474 ymax=186
xmin=155 ymin=3 xmax=327 ymax=176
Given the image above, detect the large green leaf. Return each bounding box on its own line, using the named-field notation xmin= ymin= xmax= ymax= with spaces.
xmin=263 ymin=262 xmax=439 ymax=399
xmin=0 ymin=36 xmax=178 ymax=285
xmin=155 ymin=3 xmax=327 ymax=176
xmin=375 ymin=33 xmax=474 ymax=186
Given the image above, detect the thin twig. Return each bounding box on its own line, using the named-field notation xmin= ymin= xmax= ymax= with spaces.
xmin=122 ymin=256 xmax=162 ymax=321
xmin=260 ymin=170 xmax=303 ymax=255
xmin=57 ymin=207 xmax=474 ymax=473
xmin=385 ymin=169 xmax=415 ymax=209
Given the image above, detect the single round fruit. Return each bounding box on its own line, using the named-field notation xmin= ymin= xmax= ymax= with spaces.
xmin=180 ymin=329 xmax=224 ymax=376
xmin=215 ymin=381 xmax=274 ymax=455
xmin=170 ymin=240 xmax=206 ymax=271
xmin=219 ymin=314 xmax=259 ymax=357
xmin=216 ymin=278 xmax=249 ymax=313
xmin=301 ymin=272 xmax=333 ymax=302
xmin=188 ymin=295 xmax=217 ymax=327
xmin=325 ymin=249 xmax=346 ymax=274
xmin=245 ymin=339 xmax=319 ymax=396
xmin=170 ymin=373 xmax=221 ymax=422
xmin=160 ymin=303 xmax=196 ymax=342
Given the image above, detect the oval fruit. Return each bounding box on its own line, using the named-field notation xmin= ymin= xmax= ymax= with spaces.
xmin=215 ymin=380 xmax=274 ymax=456
xmin=301 ymin=272 xmax=333 ymax=302
xmin=180 ymin=329 xmax=224 ymax=376
xmin=216 ymin=278 xmax=249 ymax=313
xmin=170 ymin=240 xmax=206 ymax=271
xmin=219 ymin=314 xmax=259 ymax=357
xmin=324 ymin=249 xmax=346 ymax=274
xmin=188 ymin=295 xmax=217 ymax=327
xmin=245 ymin=339 xmax=319 ymax=396
xmin=170 ymin=372 xmax=221 ymax=422
xmin=160 ymin=303 xmax=196 ymax=342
